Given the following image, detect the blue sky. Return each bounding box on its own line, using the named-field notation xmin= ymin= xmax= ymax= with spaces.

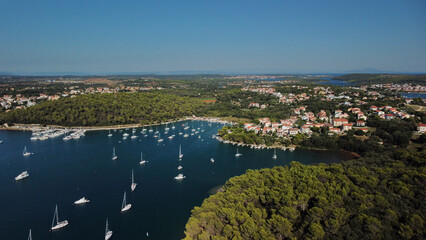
xmin=0 ymin=0 xmax=425 ymax=74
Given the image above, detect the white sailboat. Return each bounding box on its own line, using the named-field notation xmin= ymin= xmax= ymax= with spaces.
xmin=165 ymin=123 xmax=170 ymax=131
xmin=272 ymin=149 xmax=277 ymax=159
xmin=179 ymin=145 xmax=183 ymax=159
xmin=28 ymin=229 xmax=32 ymax=240
xmin=131 ymin=169 xmax=137 ymax=191
xmin=139 ymin=152 xmax=146 ymax=164
xmin=50 ymin=204 xmax=69 ymax=231
xmin=210 ymin=158 xmax=215 ymax=163
xmin=23 ymin=146 xmax=31 ymax=157
xmin=177 ymin=166 xmax=183 ymax=170
xmin=148 ymin=126 xmax=153 ymax=133
xmin=108 ymin=130 xmax=112 ymax=137
xmin=74 ymin=197 xmax=90 ymax=205
xmin=172 ymin=123 xmax=175 ymax=129
xmin=131 ymin=131 xmax=138 ymax=139
xmin=120 ymin=192 xmax=131 ymax=212
xmin=105 ymin=218 xmax=113 ymax=240
xmin=158 ymin=133 xmax=163 ymax=142
xmin=112 ymin=147 xmax=118 ymax=160
xmin=174 ymin=173 xmax=186 ymax=180
xmin=235 ymin=148 xmax=242 ymax=157
xmin=15 ymin=171 xmax=29 ymax=181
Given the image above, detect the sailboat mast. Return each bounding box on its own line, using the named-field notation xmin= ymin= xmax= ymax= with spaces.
xmin=122 ymin=192 xmax=126 ymax=209
xmin=132 ymin=170 xmax=134 ymax=184
xmin=56 ymin=205 xmax=59 ymax=225
xmin=52 ymin=205 xmax=57 ymax=228
xmin=105 ymin=218 xmax=108 ymax=234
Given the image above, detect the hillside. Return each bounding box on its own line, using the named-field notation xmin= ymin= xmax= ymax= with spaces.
xmin=184 ymin=151 xmax=425 ymax=240
xmin=0 ymin=92 xmax=204 ymax=126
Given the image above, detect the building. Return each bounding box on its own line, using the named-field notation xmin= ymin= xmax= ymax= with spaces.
xmin=418 ymin=123 xmax=426 ymax=133
xmin=356 ymin=121 xmax=366 ymax=127
xmin=333 ymin=118 xmax=349 ymax=127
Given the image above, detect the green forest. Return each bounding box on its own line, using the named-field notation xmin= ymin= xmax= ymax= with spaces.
xmin=184 ymin=118 xmax=425 ymax=240
xmin=184 ymin=148 xmax=425 ymax=240
xmin=0 ymin=92 xmax=204 ymax=126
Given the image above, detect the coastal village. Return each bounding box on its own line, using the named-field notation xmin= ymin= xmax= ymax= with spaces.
xmin=241 ymin=85 xmax=425 ymax=140
xmin=1 ymin=79 xmax=425 ymax=137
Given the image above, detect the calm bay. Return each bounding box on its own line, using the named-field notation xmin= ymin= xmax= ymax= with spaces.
xmin=0 ymin=121 xmax=352 ymax=240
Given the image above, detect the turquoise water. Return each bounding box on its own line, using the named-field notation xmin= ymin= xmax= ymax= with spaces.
xmin=0 ymin=121 xmax=352 ymax=240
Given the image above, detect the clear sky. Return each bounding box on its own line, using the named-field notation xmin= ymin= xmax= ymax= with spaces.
xmin=0 ymin=0 xmax=425 ymax=74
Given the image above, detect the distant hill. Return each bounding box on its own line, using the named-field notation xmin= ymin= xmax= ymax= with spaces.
xmin=333 ymin=74 xmax=426 ymax=85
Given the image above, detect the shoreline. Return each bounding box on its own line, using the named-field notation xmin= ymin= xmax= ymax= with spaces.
xmin=0 ymin=116 xmax=235 ymax=132
xmin=214 ymin=136 xmax=296 ymax=151
xmin=215 ymin=136 xmax=358 ymax=158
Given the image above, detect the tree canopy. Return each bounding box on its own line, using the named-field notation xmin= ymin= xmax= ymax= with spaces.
xmin=184 ymin=150 xmax=425 ymax=240
xmin=0 ymin=92 xmax=204 ymax=126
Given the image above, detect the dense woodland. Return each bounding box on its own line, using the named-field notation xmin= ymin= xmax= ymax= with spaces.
xmin=0 ymin=92 xmax=204 ymax=126
xmin=185 ymin=117 xmax=425 ymax=239
xmin=184 ymin=149 xmax=425 ymax=240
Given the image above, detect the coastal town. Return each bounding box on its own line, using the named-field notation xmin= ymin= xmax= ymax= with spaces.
xmin=235 ymin=84 xmax=425 ymax=144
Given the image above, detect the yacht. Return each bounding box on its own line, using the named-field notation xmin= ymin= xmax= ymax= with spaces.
xmin=131 ymin=170 xmax=137 ymax=192
xmin=168 ymin=135 xmax=174 ymax=140
xmin=174 ymin=173 xmax=186 ymax=180
xmin=50 ymin=205 xmax=69 ymax=231
xmin=183 ymin=134 xmax=189 ymax=138
xmin=235 ymin=148 xmax=242 ymax=157
xmin=120 ymin=192 xmax=132 ymax=212
xmin=178 ymin=132 xmax=183 ymax=135
xmin=210 ymin=158 xmax=215 ymax=163
xmin=15 ymin=171 xmax=29 ymax=181
xmin=179 ymin=145 xmax=183 ymax=159
xmin=39 ymin=135 xmax=48 ymax=140
xmin=272 ymin=149 xmax=277 ymax=159
xmin=108 ymin=130 xmax=112 ymax=137
xmin=123 ymin=133 xmax=129 ymax=137
xmin=74 ymin=197 xmax=90 ymax=205
xmin=30 ymin=136 xmax=38 ymax=141
xmin=23 ymin=146 xmax=31 ymax=157
xmin=105 ymin=218 xmax=113 ymax=240
xmin=112 ymin=147 xmax=118 ymax=160
xmin=177 ymin=166 xmax=183 ymax=170
xmin=139 ymin=152 xmax=147 ymax=164
xmin=63 ymin=134 xmax=71 ymax=141
xmin=158 ymin=133 xmax=163 ymax=142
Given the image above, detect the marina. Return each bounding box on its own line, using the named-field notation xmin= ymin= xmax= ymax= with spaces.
xmin=0 ymin=120 xmax=352 ymax=239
